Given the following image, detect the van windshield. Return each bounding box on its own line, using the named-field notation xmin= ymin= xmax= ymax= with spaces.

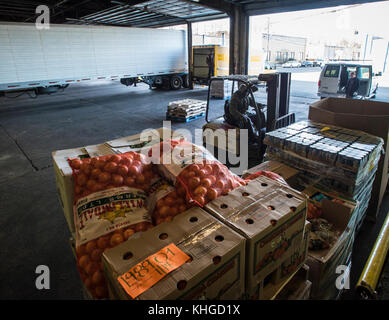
xmin=324 ymin=65 xmax=340 ymax=77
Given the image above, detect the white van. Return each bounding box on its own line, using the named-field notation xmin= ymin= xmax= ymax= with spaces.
xmin=317 ymin=63 xmax=379 ymax=99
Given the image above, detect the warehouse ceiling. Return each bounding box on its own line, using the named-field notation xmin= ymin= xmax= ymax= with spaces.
xmin=0 ymin=0 xmax=385 ymax=27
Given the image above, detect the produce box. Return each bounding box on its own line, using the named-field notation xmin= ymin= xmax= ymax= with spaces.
xmin=302 ymin=185 xmax=357 ymax=233
xmin=52 ymin=144 xmax=114 ymax=234
xmin=104 ymin=127 xmax=186 ymax=154
xmin=248 ymin=221 xmax=310 ymax=300
xmin=278 ymin=220 xmax=310 ymax=283
xmin=69 ymin=236 xmax=96 ymax=300
xmin=204 ymin=176 xmax=307 ymax=296
xmin=314 ymin=252 xmax=352 ymax=300
xmin=309 ymin=98 xmax=389 ymax=220
xmin=275 ymin=264 xmax=311 ymax=300
xmin=202 ymin=119 xmax=241 ymax=155
xmin=102 ymin=207 xmax=246 ymax=300
xmin=242 ymin=160 xmax=299 ymax=185
xmin=304 ymin=198 xmax=354 ymax=299
xmin=52 ymin=128 xmax=183 ymax=234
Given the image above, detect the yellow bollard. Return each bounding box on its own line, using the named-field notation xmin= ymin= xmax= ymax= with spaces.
xmin=356 ymin=211 xmax=389 ymax=299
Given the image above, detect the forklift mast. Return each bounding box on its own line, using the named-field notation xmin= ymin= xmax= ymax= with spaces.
xmin=258 ymin=72 xmax=292 ymax=132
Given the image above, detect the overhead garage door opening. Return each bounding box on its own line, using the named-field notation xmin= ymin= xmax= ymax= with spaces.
xmin=248 ymin=0 xmax=389 ymax=122
xmin=166 ymin=18 xmax=230 ymax=84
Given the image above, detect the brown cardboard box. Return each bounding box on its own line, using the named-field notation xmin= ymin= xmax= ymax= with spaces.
xmin=302 ymin=185 xmax=357 ymax=233
xmin=104 ymin=127 xmax=186 ymax=154
xmin=304 ymin=198 xmax=354 ymax=299
xmin=309 ymin=98 xmax=389 ymax=220
xmin=52 ymin=128 xmax=184 ymax=234
xmin=275 ymin=264 xmax=311 ymax=300
xmin=69 ymin=235 xmax=95 ymax=300
xmin=204 ymin=176 xmax=307 ymax=297
xmin=102 ymin=207 xmax=246 ymax=300
xmin=278 ymin=220 xmax=310 ymax=283
xmin=242 ymin=160 xmax=299 ymax=185
xmin=52 ymin=144 xmax=114 ymax=234
xmin=249 ymin=221 xmax=310 ymax=300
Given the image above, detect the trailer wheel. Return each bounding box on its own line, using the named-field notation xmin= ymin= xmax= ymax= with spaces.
xmin=182 ymin=75 xmax=190 ymax=88
xmin=170 ymin=75 xmax=183 ymax=90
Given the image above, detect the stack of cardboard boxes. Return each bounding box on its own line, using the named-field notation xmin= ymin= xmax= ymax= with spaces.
xmin=99 ymin=175 xmax=311 ymax=300
xmin=261 ymin=116 xmax=384 ymax=299
xmin=264 ymin=119 xmax=383 ymax=234
xmin=243 ymin=160 xmax=356 ymax=299
xmin=309 ymin=98 xmax=389 ymax=222
xmin=53 ymin=130 xmax=311 ymax=300
xmin=257 ymin=98 xmax=387 ymax=299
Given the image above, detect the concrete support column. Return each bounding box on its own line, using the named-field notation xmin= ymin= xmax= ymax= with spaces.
xmin=229 ymin=6 xmax=249 ymax=75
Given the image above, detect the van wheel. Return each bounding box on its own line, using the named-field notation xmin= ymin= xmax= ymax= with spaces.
xmin=170 ymin=76 xmax=183 ymax=90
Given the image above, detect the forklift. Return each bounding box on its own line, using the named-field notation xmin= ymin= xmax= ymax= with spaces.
xmin=202 ymin=72 xmax=295 ymax=168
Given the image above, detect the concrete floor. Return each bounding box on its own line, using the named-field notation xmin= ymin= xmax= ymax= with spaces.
xmin=0 ymin=80 xmax=387 ymax=299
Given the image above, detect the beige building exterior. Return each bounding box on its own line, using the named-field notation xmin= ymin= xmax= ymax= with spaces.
xmin=262 ymin=33 xmax=307 ymax=64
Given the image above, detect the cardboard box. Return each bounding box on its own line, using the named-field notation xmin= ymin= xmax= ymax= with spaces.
xmin=304 ymin=198 xmax=355 ymax=299
xmin=248 ymin=221 xmax=310 ymax=300
xmin=202 ymin=119 xmax=241 ymax=155
xmin=309 ymin=98 xmax=389 ymax=220
xmin=242 ymin=160 xmax=299 ymax=185
xmin=69 ymin=235 xmax=95 ymax=300
xmin=275 ymin=264 xmax=311 ymax=300
xmin=278 ymin=220 xmax=310 ymax=283
xmin=302 ymin=185 xmax=357 ymax=232
xmin=102 ymin=207 xmax=246 ymax=300
xmin=313 ymin=252 xmax=352 ymax=300
xmin=52 ymin=144 xmax=114 ymax=234
xmin=52 ymin=127 xmax=184 ymax=234
xmin=104 ymin=127 xmax=186 ymax=154
xmin=204 ymin=176 xmax=307 ymax=296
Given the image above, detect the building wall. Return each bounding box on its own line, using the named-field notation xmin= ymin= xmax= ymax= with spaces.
xmin=262 ymin=33 xmax=307 ymax=63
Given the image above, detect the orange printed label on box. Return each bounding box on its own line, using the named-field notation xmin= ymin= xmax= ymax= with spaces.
xmin=117 ymin=243 xmax=190 ymax=299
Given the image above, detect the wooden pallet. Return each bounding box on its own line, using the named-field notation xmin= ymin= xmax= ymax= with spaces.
xmin=167 ymin=108 xmax=206 ymax=118
xmin=168 ymin=99 xmax=206 ymax=111
xmin=168 ymin=104 xmax=206 ymax=112
xmin=166 ymin=112 xmax=205 ymax=122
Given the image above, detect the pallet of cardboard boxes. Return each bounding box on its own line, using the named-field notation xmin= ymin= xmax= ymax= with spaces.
xmin=243 ymin=160 xmax=358 ymax=299
xmin=264 ymin=119 xmax=383 ymax=235
xmin=204 ymin=176 xmax=308 ymax=299
xmin=54 ymin=132 xmax=311 ymax=300
xmin=309 ymin=98 xmax=389 ymax=221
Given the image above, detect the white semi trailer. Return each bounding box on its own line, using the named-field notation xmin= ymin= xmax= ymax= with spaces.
xmin=0 ymin=22 xmax=188 ymax=94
